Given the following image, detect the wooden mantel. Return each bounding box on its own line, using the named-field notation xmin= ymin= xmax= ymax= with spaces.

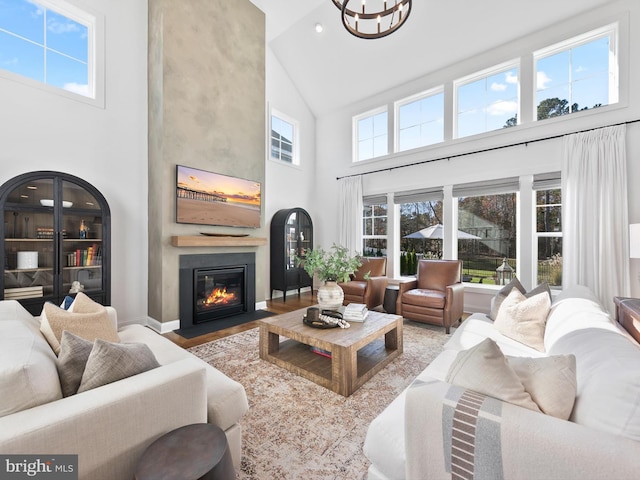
xmin=171 ymin=235 xmax=268 ymax=247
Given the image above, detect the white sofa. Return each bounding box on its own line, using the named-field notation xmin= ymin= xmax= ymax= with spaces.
xmin=364 ymin=285 xmax=640 ymax=479
xmin=0 ymin=300 xmax=249 ymax=480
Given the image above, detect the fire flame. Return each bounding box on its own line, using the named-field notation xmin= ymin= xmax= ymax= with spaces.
xmin=204 ymin=286 xmax=237 ymax=306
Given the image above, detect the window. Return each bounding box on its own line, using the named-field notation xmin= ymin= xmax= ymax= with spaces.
xmin=362 ymin=196 xmax=387 ymax=257
xmin=355 ymin=107 xmax=388 ymax=162
xmin=0 ymin=0 xmax=101 ymax=103
xmin=396 ymin=89 xmax=444 ymax=152
xmin=454 ymin=179 xmax=518 ymax=284
xmin=270 ymin=110 xmax=299 ymax=165
xmin=455 ymin=62 xmax=519 ymax=138
xmin=534 ymin=173 xmax=562 ymax=287
xmin=395 ymin=188 xmax=444 ymax=275
xmin=535 ymin=24 xmax=617 ymax=121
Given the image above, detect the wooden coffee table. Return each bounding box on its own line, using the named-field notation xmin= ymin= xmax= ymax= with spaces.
xmin=259 ymin=308 xmax=403 ymax=397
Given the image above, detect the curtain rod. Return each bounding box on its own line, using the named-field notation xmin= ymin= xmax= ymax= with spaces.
xmin=336 ymin=118 xmax=640 ymax=181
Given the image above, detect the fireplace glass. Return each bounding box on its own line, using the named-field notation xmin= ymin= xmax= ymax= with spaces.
xmin=194 ymin=266 xmax=246 ymax=323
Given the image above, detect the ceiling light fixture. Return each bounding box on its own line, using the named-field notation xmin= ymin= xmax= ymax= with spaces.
xmin=315 ymin=23 xmax=324 ymax=33
xmin=331 ymin=0 xmax=412 ymax=40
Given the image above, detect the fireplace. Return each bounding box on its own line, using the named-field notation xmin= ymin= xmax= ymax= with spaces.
xmin=194 ymin=266 xmax=246 ymax=323
xmin=179 ymin=253 xmax=256 ymax=330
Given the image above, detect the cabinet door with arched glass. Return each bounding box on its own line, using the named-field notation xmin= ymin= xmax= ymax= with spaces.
xmin=0 ymin=171 xmax=110 ymax=314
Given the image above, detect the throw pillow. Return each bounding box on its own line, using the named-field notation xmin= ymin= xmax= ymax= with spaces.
xmin=77 ymin=339 xmax=160 ymax=393
xmin=494 ymin=289 xmax=551 ymax=352
xmin=57 ymin=331 xmax=94 ymax=397
xmin=489 ymin=277 xmax=526 ymax=320
xmin=507 ymin=354 xmax=577 ymax=420
xmin=40 ymin=296 xmax=119 ymax=355
xmin=445 ymin=338 xmax=540 ymax=413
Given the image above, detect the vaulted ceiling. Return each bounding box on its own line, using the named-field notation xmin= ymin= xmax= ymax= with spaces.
xmin=250 ymin=0 xmax=615 ymax=116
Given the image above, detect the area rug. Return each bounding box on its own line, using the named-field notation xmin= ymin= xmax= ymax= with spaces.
xmin=188 ymin=321 xmax=451 ymax=479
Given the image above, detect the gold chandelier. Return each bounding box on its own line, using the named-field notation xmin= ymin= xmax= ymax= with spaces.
xmin=331 ymin=0 xmax=412 ymax=40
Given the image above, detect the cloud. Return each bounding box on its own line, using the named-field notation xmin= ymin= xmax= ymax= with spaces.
xmin=575 ymin=65 xmax=587 ymax=73
xmin=63 ymin=82 xmax=89 ymax=96
xmin=47 ymin=18 xmax=80 ymax=35
xmin=505 ymin=71 xmax=518 ymax=84
xmin=3 ymin=57 xmax=19 ymax=66
xmin=486 ymin=100 xmax=518 ymax=116
xmin=491 ymin=82 xmax=507 ymax=92
xmin=537 ymin=71 xmax=552 ymax=89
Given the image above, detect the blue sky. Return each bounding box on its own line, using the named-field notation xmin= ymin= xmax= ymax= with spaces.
xmin=0 ymin=0 xmax=88 ymax=95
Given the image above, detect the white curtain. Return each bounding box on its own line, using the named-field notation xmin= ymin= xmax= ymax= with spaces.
xmin=338 ymin=175 xmax=363 ymax=254
xmin=562 ymin=124 xmax=629 ymax=315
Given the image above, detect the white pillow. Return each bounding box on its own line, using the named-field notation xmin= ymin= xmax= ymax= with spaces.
xmin=446 ymin=338 xmax=540 ymax=412
xmin=0 ymin=315 xmax=62 ymax=417
xmin=507 ymin=354 xmax=577 ymax=420
xmin=494 ymin=289 xmax=551 ymax=352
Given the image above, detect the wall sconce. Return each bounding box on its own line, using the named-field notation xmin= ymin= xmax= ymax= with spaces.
xmin=630 ymin=224 xmax=640 ymax=259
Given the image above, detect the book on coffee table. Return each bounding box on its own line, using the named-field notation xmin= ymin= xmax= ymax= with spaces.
xmin=343 ymin=303 xmax=368 ymax=322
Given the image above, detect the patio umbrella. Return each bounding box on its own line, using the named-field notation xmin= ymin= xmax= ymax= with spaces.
xmin=403 ymin=224 xmax=480 ymax=240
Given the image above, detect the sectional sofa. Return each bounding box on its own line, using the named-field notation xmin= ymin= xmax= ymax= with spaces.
xmin=0 ymin=299 xmax=248 ymax=480
xmin=364 ymin=285 xmax=640 ymax=479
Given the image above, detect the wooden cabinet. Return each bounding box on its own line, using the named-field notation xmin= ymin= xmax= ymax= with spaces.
xmin=270 ymin=208 xmax=313 ymax=301
xmin=1 ymin=171 xmax=110 ymax=314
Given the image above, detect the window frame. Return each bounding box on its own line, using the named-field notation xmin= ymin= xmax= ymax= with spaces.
xmin=533 ymin=174 xmax=562 ymax=288
xmin=394 ymin=86 xmax=445 ymax=152
xmin=269 ymin=108 xmax=300 ymax=166
xmin=453 ymin=59 xmax=521 ymax=139
xmin=533 ymin=23 xmax=619 ymax=122
xmin=0 ymin=0 xmax=105 ymax=108
xmin=353 ymin=106 xmax=388 ymax=162
xmin=362 ymin=196 xmax=388 ymax=257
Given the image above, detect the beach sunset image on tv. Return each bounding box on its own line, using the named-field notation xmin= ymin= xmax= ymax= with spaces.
xmin=176 ymin=165 xmax=261 ymax=228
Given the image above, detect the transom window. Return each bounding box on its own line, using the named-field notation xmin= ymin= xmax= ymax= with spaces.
xmin=355 ymin=107 xmax=388 ymax=162
xmin=535 ymin=24 xmax=617 ymax=121
xmin=0 ymin=0 xmax=99 ymax=101
xmin=455 ymin=62 xmax=520 ymax=138
xmin=396 ymin=88 xmax=444 ymax=152
xmin=270 ymin=110 xmax=299 ymax=165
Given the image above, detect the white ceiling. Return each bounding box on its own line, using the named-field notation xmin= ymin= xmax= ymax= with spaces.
xmin=250 ymin=0 xmax=614 ymax=116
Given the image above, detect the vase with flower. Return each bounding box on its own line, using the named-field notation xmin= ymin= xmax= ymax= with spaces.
xmin=296 ymin=244 xmax=366 ymax=310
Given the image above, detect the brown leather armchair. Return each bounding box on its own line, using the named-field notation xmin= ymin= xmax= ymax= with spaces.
xmin=397 ymin=259 xmax=464 ymax=334
xmin=339 ymin=257 xmax=388 ymax=310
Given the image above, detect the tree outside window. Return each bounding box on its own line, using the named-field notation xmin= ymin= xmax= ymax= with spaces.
xmin=457 ymin=193 xmax=517 ymax=284
xmin=535 ymin=188 xmax=562 ymax=287
xmin=399 ymin=200 xmax=443 ymax=275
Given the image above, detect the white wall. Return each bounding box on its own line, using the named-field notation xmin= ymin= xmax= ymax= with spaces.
xmin=264 ymin=49 xmax=318 ymax=298
xmin=314 ymin=0 xmax=640 ymax=299
xmin=0 ymin=0 xmax=149 ymax=324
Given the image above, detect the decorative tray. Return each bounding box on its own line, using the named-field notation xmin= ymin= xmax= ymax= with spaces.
xmin=303 ymin=316 xmax=340 ymax=329
xmin=200 ymin=232 xmax=249 ymax=237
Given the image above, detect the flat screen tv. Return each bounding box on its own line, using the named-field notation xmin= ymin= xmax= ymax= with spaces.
xmin=176 ymin=165 xmax=261 ymax=228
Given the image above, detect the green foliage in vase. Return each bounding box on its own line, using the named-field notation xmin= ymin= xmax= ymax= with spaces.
xmin=296 ymin=244 xmax=364 ymax=283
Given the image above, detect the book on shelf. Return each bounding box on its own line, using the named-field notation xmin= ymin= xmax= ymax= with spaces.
xmin=343 ymin=303 xmax=369 ymax=322
xmin=67 ymin=244 xmax=102 ymax=267
xmin=310 ymin=346 xmax=332 ymax=358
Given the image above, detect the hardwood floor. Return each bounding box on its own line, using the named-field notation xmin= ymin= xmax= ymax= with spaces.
xmin=164 ymin=290 xmax=317 ymax=349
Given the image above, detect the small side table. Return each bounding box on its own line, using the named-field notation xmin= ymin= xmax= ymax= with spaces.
xmin=383 ymin=285 xmax=400 ymax=314
xmin=613 ymin=296 xmax=640 ymax=344
xmin=134 ymin=423 xmax=234 ymax=480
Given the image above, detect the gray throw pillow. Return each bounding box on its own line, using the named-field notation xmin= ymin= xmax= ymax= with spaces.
xmin=77 ymin=339 xmax=160 ymax=393
xmin=57 ymin=331 xmax=94 ymax=397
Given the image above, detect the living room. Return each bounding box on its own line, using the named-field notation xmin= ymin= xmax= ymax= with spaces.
xmin=1 ymin=0 xmax=640 ymax=478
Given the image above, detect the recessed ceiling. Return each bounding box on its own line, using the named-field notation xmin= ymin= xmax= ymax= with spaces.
xmin=250 ymin=0 xmax=615 ymax=116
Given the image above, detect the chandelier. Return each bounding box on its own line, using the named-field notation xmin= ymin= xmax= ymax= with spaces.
xmin=331 ymin=0 xmax=412 ymax=40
